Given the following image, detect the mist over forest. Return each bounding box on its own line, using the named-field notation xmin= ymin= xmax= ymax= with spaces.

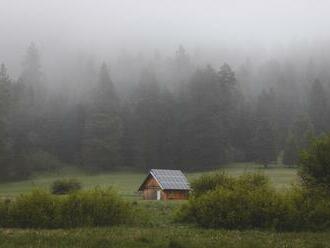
xmin=1 ymin=0 xmax=330 ymax=179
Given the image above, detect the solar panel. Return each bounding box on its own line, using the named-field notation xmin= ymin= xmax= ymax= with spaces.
xmin=150 ymin=169 xmax=191 ymax=190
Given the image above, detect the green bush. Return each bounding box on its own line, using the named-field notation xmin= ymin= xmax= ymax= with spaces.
xmin=51 ymin=178 xmax=82 ymax=195
xmin=59 ymin=188 xmax=131 ymax=228
xmin=8 ymin=190 xmax=59 ymax=228
xmin=280 ymin=187 xmax=330 ymax=231
xmin=299 ymin=134 xmax=330 ymax=193
xmin=236 ymin=173 xmax=270 ymax=189
xmin=191 ymin=172 xmax=269 ymax=198
xmin=191 ymin=172 xmax=235 ymax=197
xmin=1 ymin=188 xmax=132 ymax=229
xmin=185 ymin=175 xmax=282 ymax=229
xmin=178 ymin=173 xmax=330 ymax=231
xmin=0 ymin=198 xmax=10 ymax=227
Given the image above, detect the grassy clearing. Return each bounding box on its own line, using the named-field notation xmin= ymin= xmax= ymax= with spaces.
xmin=189 ymin=163 xmax=298 ymax=189
xmin=0 ymin=163 xmax=298 ymax=198
xmin=0 ymin=171 xmax=146 ymax=199
xmin=0 ymin=164 xmax=328 ymax=248
xmin=0 ymin=227 xmax=329 ymax=248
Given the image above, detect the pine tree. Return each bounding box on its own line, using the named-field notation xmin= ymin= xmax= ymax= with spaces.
xmin=182 ymin=66 xmax=227 ymax=169
xmin=253 ymin=118 xmax=276 ymax=168
xmin=19 ymin=42 xmax=45 ymax=104
xmin=0 ymin=64 xmax=11 ymax=179
xmin=283 ymin=115 xmax=314 ymax=166
xmin=292 ymin=115 xmax=314 ymax=148
xmin=217 ymin=63 xmax=240 ymax=147
xmin=6 ymin=43 xmax=48 ymax=178
xmin=308 ymin=78 xmax=328 ymax=135
xmin=82 ymin=63 xmax=122 ymax=170
xmin=169 ymin=45 xmax=193 ymax=88
xmin=283 ymin=133 xmax=299 ymax=166
xmin=175 ymin=45 xmax=190 ymax=73
xmin=126 ymin=68 xmax=163 ymax=169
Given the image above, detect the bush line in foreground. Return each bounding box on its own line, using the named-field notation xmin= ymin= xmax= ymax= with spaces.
xmin=176 ymin=173 xmax=330 ymax=231
xmin=0 ymin=188 xmax=132 ymax=229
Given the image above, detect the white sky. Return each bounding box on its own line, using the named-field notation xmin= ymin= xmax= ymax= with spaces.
xmin=0 ymin=0 xmax=330 ymax=75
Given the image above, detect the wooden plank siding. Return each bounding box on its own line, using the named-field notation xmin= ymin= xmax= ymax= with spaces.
xmin=162 ymin=190 xmax=189 ymax=200
xmin=142 ymin=175 xmax=161 ymax=200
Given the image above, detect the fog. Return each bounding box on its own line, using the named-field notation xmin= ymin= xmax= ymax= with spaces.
xmin=1 ymin=0 xmax=330 ymax=79
xmin=1 ymin=0 xmax=330 ymax=178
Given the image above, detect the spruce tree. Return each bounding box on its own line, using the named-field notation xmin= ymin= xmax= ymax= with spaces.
xmin=19 ymin=42 xmax=45 ymax=104
xmin=182 ymin=66 xmax=227 ymax=168
xmin=0 ymin=64 xmax=11 ymax=179
xmin=308 ymin=79 xmax=328 ymax=135
xmin=82 ymin=63 xmax=122 ymax=170
xmin=253 ymin=118 xmax=276 ymax=168
xmin=283 ymin=133 xmax=298 ymax=166
xmin=126 ymin=68 xmax=163 ymax=169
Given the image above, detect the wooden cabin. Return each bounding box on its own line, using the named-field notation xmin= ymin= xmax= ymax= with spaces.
xmin=138 ymin=169 xmax=191 ymax=200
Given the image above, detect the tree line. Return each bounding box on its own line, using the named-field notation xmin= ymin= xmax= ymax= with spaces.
xmin=0 ymin=43 xmax=329 ymax=180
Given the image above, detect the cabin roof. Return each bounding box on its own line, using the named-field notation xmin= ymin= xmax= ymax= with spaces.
xmin=138 ymin=169 xmax=191 ymax=191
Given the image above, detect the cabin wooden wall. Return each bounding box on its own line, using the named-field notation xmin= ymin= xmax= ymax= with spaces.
xmin=143 ymin=188 xmax=158 ymax=200
xmin=143 ymin=189 xmax=189 ymax=200
xmin=142 ymin=176 xmax=161 ymax=200
xmin=144 ymin=176 xmax=159 ymax=188
xmin=163 ymin=190 xmax=189 ymax=200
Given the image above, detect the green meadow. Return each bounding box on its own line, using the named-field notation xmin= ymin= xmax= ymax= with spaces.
xmin=2 ymin=163 xmax=323 ymax=248
xmin=1 ymin=227 xmax=330 ymax=248
xmin=0 ymin=163 xmax=298 ymax=198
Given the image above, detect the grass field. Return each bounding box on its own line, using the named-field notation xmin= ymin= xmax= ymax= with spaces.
xmin=0 ymin=227 xmax=330 ymax=248
xmin=0 ymin=163 xmax=298 ymax=198
xmin=1 ymin=163 xmax=315 ymax=248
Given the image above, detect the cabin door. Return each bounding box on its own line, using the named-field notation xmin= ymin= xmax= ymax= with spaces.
xmin=157 ymin=190 xmax=161 ymax=200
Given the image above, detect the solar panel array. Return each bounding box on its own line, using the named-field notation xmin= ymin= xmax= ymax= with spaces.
xmin=150 ymin=169 xmax=190 ymax=190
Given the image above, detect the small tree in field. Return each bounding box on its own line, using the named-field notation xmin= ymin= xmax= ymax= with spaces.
xmin=283 ymin=134 xmax=299 ymax=167
xmin=299 ymin=134 xmax=330 ymax=192
xmin=253 ymin=119 xmax=276 ymax=168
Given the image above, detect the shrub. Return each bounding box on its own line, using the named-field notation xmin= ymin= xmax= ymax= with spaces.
xmin=236 ymin=173 xmax=270 ymax=189
xmin=51 ymin=178 xmax=82 ymax=195
xmin=1 ymin=188 xmax=132 ymax=229
xmin=299 ymin=134 xmax=330 ymax=193
xmin=0 ymin=198 xmax=10 ymax=227
xmin=280 ymin=187 xmax=330 ymax=231
xmin=59 ymin=188 xmax=131 ymax=227
xmin=8 ymin=190 xmax=59 ymax=228
xmin=191 ymin=172 xmax=269 ymax=198
xmin=168 ymin=239 xmax=186 ymax=248
xmin=191 ymin=172 xmax=235 ymax=197
xmin=178 ymin=173 xmax=330 ymax=231
xmin=185 ymin=176 xmax=282 ymax=229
